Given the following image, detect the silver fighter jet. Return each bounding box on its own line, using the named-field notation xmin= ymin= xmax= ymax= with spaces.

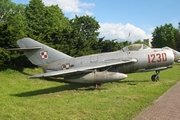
xmin=9 ymin=38 xmax=175 ymax=86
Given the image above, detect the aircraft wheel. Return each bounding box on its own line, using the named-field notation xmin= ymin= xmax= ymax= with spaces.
xmin=151 ymin=74 xmax=159 ymax=82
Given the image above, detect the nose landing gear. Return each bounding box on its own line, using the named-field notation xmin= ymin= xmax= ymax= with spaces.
xmin=151 ymin=71 xmax=160 ymax=82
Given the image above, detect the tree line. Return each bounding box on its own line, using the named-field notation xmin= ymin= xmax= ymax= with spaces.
xmin=0 ymin=0 xmax=180 ymax=69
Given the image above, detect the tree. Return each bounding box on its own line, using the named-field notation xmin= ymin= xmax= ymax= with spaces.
xmin=25 ymin=0 xmax=46 ymax=40
xmin=70 ymin=15 xmax=100 ymax=56
xmin=43 ymin=5 xmax=72 ymax=54
xmin=25 ymin=0 xmax=73 ymax=54
xmin=174 ymin=29 xmax=180 ymax=51
xmin=120 ymin=41 xmax=132 ymax=47
xmin=151 ymin=24 xmax=176 ymax=49
xmin=0 ymin=0 xmax=28 ymax=68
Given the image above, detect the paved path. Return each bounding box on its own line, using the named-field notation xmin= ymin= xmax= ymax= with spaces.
xmin=133 ymin=81 xmax=180 ymax=120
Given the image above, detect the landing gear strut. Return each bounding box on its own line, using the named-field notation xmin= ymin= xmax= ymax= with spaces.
xmin=95 ymin=83 xmax=102 ymax=88
xmin=151 ymin=71 xmax=160 ymax=82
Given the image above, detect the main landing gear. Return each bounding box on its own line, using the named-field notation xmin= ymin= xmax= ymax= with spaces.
xmin=151 ymin=71 xmax=160 ymax=82
xmin=95 ymin=83 xmax=102 ymax=88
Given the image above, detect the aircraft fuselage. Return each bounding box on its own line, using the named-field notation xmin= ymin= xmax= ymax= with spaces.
xmin=43 ymin=48 xmax=174 ymax=75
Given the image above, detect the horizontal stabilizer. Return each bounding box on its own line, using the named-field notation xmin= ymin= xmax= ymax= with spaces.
xmin=7 ymin=47 xmax=42 ymax=51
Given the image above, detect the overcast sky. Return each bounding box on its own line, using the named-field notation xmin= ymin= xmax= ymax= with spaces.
xmin=12 ymin=0 xmax=180 ymax=43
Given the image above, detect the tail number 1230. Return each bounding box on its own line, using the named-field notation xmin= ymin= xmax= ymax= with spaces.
xmin=148 ymin=53 xmax=167 ymax=63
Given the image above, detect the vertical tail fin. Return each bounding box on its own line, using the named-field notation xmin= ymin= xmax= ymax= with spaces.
xmin=17 ymin=38 xmax=72 ymax=66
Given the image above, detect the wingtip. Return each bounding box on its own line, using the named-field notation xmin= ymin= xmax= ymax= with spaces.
xmin=28 ymin=76 xmax=32 ymax=79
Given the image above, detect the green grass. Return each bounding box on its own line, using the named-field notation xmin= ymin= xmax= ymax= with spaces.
xmin=0 ymin=63 xmax=180 ymax=120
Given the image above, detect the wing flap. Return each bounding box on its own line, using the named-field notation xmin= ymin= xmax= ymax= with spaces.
xmin=29 ymin=58 xmax=137 ymax=78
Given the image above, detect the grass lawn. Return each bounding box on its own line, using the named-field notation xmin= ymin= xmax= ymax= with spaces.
xmin=0 ymin=63 xmax=180 ymax=120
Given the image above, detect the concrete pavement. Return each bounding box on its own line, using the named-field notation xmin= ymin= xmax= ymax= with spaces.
xmin=134 ymin=81 xmax=180 ymax=120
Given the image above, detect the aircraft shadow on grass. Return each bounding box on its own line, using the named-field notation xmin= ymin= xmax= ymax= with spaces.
xmin=117 ymin=79 xmax=150 ymax=85
xmin=12 ymin=78 xmax=149 ymax=97
xmin=12 ymin=80 xmax=105 ymax=97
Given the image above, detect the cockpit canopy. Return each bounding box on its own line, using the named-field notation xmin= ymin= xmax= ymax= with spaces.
xmin=121 ymin=44 xmax=151 ymax=51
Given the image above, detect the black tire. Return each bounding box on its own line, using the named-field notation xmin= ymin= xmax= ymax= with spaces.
xmin=151 ymin=74 xmax=159 ymax=81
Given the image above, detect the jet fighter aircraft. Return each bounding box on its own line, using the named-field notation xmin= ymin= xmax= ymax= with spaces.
xmin=9 ymin=38 xmax=174 ymax=86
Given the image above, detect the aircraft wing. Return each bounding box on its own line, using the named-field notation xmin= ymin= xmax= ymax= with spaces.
xmin=29 ymin=58 xmax=137 ymax=78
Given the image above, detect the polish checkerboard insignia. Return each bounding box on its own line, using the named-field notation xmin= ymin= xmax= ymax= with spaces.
xmin=62 ymin=63 xmax=70 ymax=70
xmin=40 ymin=51 xmax=48 ymax=59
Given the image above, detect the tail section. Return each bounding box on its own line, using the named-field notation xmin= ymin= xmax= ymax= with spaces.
xmin=16 ymin=38 xmax=72 ymax=66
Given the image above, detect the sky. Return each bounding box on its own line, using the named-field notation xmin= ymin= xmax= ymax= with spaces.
xmin=11 ymin=0 xmax=180 ymax=43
